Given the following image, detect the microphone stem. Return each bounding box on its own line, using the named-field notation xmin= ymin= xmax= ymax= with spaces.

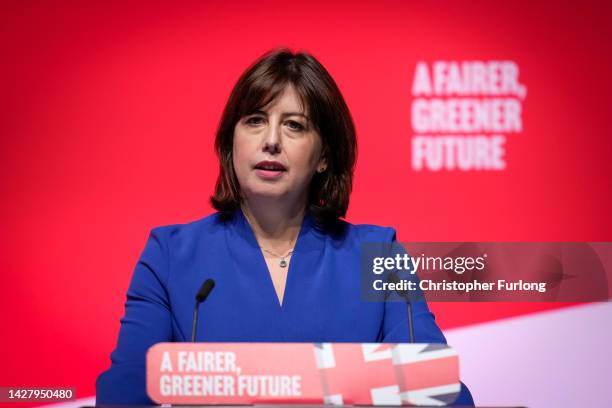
xmin=191 ymin=301 xmax=201 ymax=342
xmin=407 ymin=301 xmax=415 ymax=343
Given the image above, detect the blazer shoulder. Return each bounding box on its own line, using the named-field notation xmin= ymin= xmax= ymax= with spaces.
xmin=149 ymin=212 xmax=225 ymax=237
xmin=144 ymin=212 xmax=230 ymax=270
xmin=339 ymin=220 xmax=397 ymax=243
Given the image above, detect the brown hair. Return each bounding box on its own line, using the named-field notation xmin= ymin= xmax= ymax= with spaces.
xmin=210 ymin=49 xmax=357 ymax=230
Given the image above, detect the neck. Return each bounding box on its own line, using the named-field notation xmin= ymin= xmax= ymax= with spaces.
xmin=241 ymin=198 xmax=305 ymax=253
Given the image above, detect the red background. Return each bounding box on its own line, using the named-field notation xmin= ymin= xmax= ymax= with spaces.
xmin=1 ymin=0 xmax=611 ymax=401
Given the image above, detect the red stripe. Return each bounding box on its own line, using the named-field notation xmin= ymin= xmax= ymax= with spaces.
xmin=398 ymin=356 xmax=459 ymax=391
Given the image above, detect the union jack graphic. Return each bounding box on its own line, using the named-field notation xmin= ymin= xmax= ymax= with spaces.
xmin=314 ymin=343 xmax=461 ymax=406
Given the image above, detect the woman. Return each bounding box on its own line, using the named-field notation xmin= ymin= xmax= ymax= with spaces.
xmin=96 ymin=49 xmax=473 ymax=406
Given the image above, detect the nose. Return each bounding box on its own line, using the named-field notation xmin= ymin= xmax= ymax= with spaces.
xmin=262 ymin=122 xmax=281 ymax=155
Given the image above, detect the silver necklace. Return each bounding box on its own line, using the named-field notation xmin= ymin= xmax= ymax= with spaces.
xmin=261 ymin=247 xmax=294 ymax=268
xmin=242 ymin=210 xmax=298 ymax=268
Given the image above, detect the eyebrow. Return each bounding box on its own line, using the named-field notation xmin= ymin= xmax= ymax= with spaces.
xmin=251 ymin=110 xmax=310 ymax=120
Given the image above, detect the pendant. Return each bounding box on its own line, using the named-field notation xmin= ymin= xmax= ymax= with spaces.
xmin=279 ymin=258 xmax=287 ymax=268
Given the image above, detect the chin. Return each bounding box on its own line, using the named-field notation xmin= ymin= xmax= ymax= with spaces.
xmin=244 ymin=185 xmax=288 ymax=200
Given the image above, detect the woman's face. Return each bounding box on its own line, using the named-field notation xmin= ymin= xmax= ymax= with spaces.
xmin=232 ymin=85 xmax=326 ymax=206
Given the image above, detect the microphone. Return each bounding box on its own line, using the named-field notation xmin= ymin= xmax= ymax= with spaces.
xmin=388 ymin=272 xmax=415 ymax=343
xmin=191 ymin=279 xmax=215 ymax=342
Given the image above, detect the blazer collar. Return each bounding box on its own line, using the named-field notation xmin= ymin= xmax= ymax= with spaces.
xmin=230 ymin=208 xmax=325 ymax=253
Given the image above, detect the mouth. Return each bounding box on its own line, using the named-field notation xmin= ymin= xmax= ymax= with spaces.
xmin=254 ymin=160 xmax=287 ymax=179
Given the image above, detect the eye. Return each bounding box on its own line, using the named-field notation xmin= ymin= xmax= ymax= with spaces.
xmin=244 ymin=116 xmax=265 ymax=126
xmin=285 ymin=120 xmax=305 ymax=131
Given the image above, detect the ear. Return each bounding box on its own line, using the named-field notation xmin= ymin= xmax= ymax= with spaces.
xmin=316 ymin=154 xmax=328 ymax=173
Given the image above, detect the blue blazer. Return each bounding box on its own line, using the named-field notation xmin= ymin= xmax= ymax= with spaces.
xmin=96 ymin=210 xmax=473 ymax=405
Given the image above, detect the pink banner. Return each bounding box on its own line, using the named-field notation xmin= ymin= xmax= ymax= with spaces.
xmin=147 ymin=343 xmax=461 ymax=406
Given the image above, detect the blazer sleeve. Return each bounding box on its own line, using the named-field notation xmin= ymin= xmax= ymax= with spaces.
xmin=380 ymin=228 xmax=475 ymax=406
xmin=377 ymin=227 xmax=440 ymax=342
xmin=96 ymin=228 xmax=172 ymax=405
